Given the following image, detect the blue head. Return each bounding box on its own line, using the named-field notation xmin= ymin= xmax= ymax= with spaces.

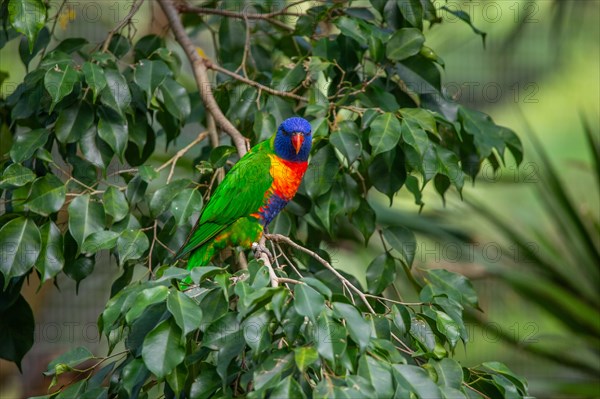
xmin=273 ymin=117 xmax=312 ymax=162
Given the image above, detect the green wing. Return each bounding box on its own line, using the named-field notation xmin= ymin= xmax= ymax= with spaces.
xmin=176 ymin=140 xmax=274 ymax=260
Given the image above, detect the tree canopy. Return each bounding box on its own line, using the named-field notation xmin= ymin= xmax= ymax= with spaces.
xmin=0 ymin=0 xmax=527 ymax=398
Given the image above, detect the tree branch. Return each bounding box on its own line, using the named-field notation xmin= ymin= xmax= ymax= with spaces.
xmin=265 ymin=234 xmax=376 ymax=313
xmin=158 ymin=0 xmax=249 ymax=156
xmin=203 ymin=59 xmax=308 ymax=102
xmin=156 ymin=131 xmax=208 ymax=183
xmin=101 ymin=0 xmax=145 ymax=53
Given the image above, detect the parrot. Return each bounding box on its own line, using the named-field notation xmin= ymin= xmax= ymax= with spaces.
xmin=175 ymin=116 xmax=312 ymax=270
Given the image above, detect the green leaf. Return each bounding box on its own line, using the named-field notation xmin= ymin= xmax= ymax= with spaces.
xmin=98 ymin=112 xmax=128 ymax=163
xmin=117 ymin=229 xmax=149 ymax=266
xmin=55 ymin=102 xmax=94 ymax=143
xmin=391 ymin=304 xmax=411 ymax=336
xmin=333 ymin=302 xmax=371 ymax=352
xmin=82 ymin=62 xmax=107 ymax=103
xmin=68 ymin=194 xmax=105 ymax=250
xmin=330 ymin=123 xmax=362 ymax=164
xmin=393 ymin=364 xmax=442 ymax=398
xmin=294 ymin=346 xmax=319 ymax=372
xmin=100 ymin=69 xmax=131 ymax=116
xmin=9 ymin=128 xmax=49 ymax=163
xmin=382 ymin=225 xmax=416 ymax=267
xmin=424 ymin=269 xmax=479 ymax=308
xmin=80 ymin=126 xmax=113 ymax=170
xmin=34 ymin=221 xmax=64 ymax=284
xmin=141 ymin=319 xmax=185 ymax=378
xmin=150 ymin=179 xmax=190 ymax=217
xmin=294 ymin=283 xmax=325 ymax=324
xmin=397 ymin=0 xmax=424 ymax=29
xmin=366 ymin=253 xmax=397 ymax=295
xmin=432 ymin=358 xmax=463 ymax=389
xmin=44 ymin=65 xmax=79 ymax=112
xmin=481 ymin=361 xmax=528 ymax=393
xmin=335 ymin=16 xmax=367 ymax=46
xmin=440 ymin=7 xmax=486 ymax=46
xmin=435 ymin=310 xmax=460 ymax=349
xmin=167 ymin=291 xmax=202 ymax=336
xmin=103 ymin=186 xmax=129 ymax=223
xmin=242 ymin=307 xmax=272 ymax=354
xmin=8 ymin=0 xmax=46 ymax=52
xmin=81 ymin=230 xmax=120 ymax=254
xmin=63 ymin=256 xmax=94 ymax=292
xmin=0 ymin=163 xmax=35 ymax=188
xmin=272 ymin=62 xmax=305 ymax=92
xmin=126 ymin=286 xmax=169 ymax=324
xmin=354 ymin=199 xmax=376 ymax=244
xmin=120 ymin=358 xmax=149 ymax=398
xmin=170 ymin=188 xmax=203 ymax=225
xmin=253 ymin=351 xmax=295 ymax=391
xmin=358 ymin=355 xmax=394 ymax=398
xmin=410 ymin=316 xmax=436 ymax=352
xmin=26 ymin=174 xmax=66 ymax=216
xmin=134 ymin=59 xmax=170 ymax=105
xmin=0 ymin=295 xmax=34 ymax=370
xmin=386 ymin=28 xmax=425 ymax=61
xmin=126 ymin=175 xmax=148 ymax=205
xmin=0 ymin=217 xmax=41 ymax=284
xmin=270 ymin=375 xmax=307 ymax=399
xmin=369 ymin=113 xmax=402 ymax=156
xmin=304 ymin=144 xmax=338 ymax=198
xmin=159 ymin=77 xmax=191 ymax=121
xmin=166 ymin=364 xmax=188 ymax=397
xmin=315 ymin=311 xmax=347 ymax=363
xmin=45 ymin=347 xmax=94 ymax=376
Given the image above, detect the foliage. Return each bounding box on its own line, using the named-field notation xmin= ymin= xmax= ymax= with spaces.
xmin=467 ymin=118 xmax=600 ymax=398
xmin=0 ymin=0 xmax=526 ymax=398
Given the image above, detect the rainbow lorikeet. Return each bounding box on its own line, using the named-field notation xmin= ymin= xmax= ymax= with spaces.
xmin=175 ymin=117 xmax=312 ymax=269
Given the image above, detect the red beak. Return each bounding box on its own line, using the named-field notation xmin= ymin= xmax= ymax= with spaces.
xmin=291 ymin=133 xmax=304 ymax=154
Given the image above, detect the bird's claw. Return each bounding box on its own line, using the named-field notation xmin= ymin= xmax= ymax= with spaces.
xmin=252 ymin=242 xmax=274 ymax=262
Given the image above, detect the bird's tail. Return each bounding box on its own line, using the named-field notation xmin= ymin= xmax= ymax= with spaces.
xmin=178 ymin=244 xmax=215 ymax=289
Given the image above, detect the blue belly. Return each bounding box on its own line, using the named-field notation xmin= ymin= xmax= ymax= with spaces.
xmin=258 ymin=194 xmax=288 ymax=226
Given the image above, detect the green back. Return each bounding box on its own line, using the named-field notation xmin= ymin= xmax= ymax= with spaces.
xmin=176 ymin=139 xmax=275 ymax=259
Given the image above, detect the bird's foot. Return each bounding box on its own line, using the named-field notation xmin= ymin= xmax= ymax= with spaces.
xmin=252 ymin=242 xmax=274 ymax=262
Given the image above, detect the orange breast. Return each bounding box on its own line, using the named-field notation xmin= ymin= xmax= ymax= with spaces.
xmin=268 ymin=154 xmax=308 ymax=200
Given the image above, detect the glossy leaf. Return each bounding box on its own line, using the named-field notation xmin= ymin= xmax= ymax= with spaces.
xmin=393 ymin=364 xmax=442 ymax=398
xmin=100 ymin=69 xmax=131 ymax=116
xmin=97 ymin=112 xmax=128 ymax=162
xmin=386 ymin=28 xmax=425 ymax=61
xmin=81 ymin=231 xmax=120 ymax=254
xmin=82 ymin=62 xmax=107 ymax=103
xmin=55 ymin=102 xmax=94 ymax=143
xmin=369 ymin=113 xmax=402 ymax=156
xmin=170 ymin=188 xmax=203 ymax=225
xmin=294 ymin=346 xmax=319 ymax=372
xmin=333 ymin=302 xmax=371 ymax=352
xmin=68 ymin=194 xmax=105 ymax=250
xmin=103 ymin=186 xmax=129 ymax=223
xmin=366 ymin=253 xmax=397 ymax=295
xmin=141 ymin=319 xmax=185 ymax=378
xmin=10 ymin=128 xmax=49 ymax=163
xmin=150 ymin=179 xmax=190 ymax=217
xmin=44 ymin=65 xmax=79 ymax=112
xmin=8 ymin=0 xmax=46 ymax=52
xmin=134 ymin=59 xmax=171 ymax=105
xmin=382 ymin=225 xmax=416 ymax=267
xmin=294 ymin=283 xmax=325 ymax=323
xmin=0 ymin=163 xmax=35 ymax=188
xmin=167 ymin=291 xmax=202 ymax=336
xmin=34 ymin=221 xmax=64 ymax=283
xmin=330 ymin=123 xmax=362 ymax=164
xmin=117 ymin=229 xmax=150 ymax=265
xmin=0 ymin=217 xmax=41 ymax=284
xmin=26 ymin=174 xmax=66 ymax=216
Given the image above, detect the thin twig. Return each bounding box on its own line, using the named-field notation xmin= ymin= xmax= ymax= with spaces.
xmin=204 ymin=60 xmax=308 ymax=102
xmin=266 ymin=234 xmax=375 ymax=313
xmin=158 ymin=0 xmax=248 ymax=156
xmin=156 ymin=131 xmax=208 ymax=183
xmin=101 ymin=0 xmax=145 ymax=53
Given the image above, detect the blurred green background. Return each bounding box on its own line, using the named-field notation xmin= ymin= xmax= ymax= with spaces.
xmin=1 ymin=1 xmax=598 ymax=398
